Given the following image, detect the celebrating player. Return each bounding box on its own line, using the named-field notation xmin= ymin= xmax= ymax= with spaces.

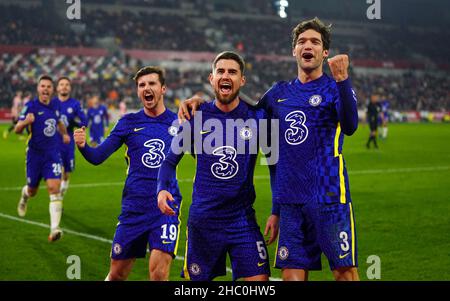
xmin=54 ymin=77 xmax=87 ymax=197
xmin=157 ymin=51 xmax=279 ymax=281
xmin=73 ymin=66 xmax=182 ymax=281
xmin=15 ymin=75 xmax=71 ymax=242
xmin=86 ymin=95 xmax=109 ymax=146
xmin=179 ymin=18 xmax=360 ymax=281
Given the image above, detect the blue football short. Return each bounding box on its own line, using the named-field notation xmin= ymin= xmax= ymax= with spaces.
xmin=182 ymin=216 xmax=270 ymax=281
xmin=275 ymin=202 xmax=358 ymax=271
xmin=110 ymin=211 xmax=181 ymax=260
xmin=60 ymin=143 xmax=75 ymax=172
xmin=26 ymin=147 xmax=63 ymax=188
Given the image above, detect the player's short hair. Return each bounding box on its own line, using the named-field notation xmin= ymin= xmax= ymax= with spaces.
xmin=292 ymin=17 xmax=331 ymax=50
xmin=38 ymin=75 xmax=54 ymax=85
xmin=133 ymin=66 xmax=166 ymax=86
xmin=212 ymin=51 xmax=245 ymax=75
xmin=57 ymin=76 xmax=71 ymax=85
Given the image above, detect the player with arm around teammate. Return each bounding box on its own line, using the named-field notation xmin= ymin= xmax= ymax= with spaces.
xmin=179 ymin=18 xmax=360 ymax=281
xmin=157 ymin=52 xmax=279 ymax=281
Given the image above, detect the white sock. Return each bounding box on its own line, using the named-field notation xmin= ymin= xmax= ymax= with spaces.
xmin=49 ymin=194 xmax=63 ymax=230
xmin=61 ymin=180 xmax=69 ymax=195
xmin=21 ymin=185 xmax=30 ymax=202
xmin=382 ymin=127 xmax=388 ymax=138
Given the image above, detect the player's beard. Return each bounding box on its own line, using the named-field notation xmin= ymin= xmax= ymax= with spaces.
xmin=214 ymin=88 xmax=240 ymax=105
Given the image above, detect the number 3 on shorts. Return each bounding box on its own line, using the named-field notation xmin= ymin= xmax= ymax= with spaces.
xmin=339 ymin=231 xmax=350 ymax=252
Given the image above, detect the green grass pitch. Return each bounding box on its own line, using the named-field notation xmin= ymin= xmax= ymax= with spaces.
xmin=0 ymin=122 xmax=449 ymax=280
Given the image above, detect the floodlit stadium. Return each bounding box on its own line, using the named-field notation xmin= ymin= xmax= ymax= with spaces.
xmin=0 ymin=0 xmax=449 ymax=282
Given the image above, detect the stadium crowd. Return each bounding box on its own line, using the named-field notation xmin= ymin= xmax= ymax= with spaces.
xmin=0 ymin=2 xmax=448 ymax=113
xmin=1 ymin=3 xmax=448 ymax=63
xmin=1 ymin=52 xmax=448 ymax=112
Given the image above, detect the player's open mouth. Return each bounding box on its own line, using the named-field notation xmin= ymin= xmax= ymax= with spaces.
xmin=302 ymin=53 xmax=314 ymax=60
xmin=219 ymin=82 xmax=232 ymax=94
xmin=144 ymin=94 xmax=154 ymax=102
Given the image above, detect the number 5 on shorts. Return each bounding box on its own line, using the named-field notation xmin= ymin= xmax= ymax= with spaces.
xmin=256 ymin=241 xmax=267 ymax=260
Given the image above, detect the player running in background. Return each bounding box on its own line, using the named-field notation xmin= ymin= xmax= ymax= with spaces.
xmin=379 ymin=96 xmax=389 ymax=140
xmin=14 ymin=75 xmax=71 ymax=242
xmin=86 ymin=95 xmax=109 ymax=146
xmin=22 ymin=91 xmax=32 ymax=106
xmin=54 ymin=77 xmax=87 ymax=197
xmin=3 ymin=91 xmax=23 ymax=139
xmin=157 ymin=51 xmax=279 ymax=281
xmin=73 ymin=66 xmax=182 ymax=281
xmin=179 ymin=18 xmax=360 ymax=281
xmin=366 ymin=94 xmax=380 ymax=149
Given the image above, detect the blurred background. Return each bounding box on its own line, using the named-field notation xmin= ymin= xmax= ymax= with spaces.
xmin=0 ymin=0 xmax=448 ymax=122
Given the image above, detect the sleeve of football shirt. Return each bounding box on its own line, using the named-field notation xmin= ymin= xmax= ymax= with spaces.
xmin=335 ymin=78 xmax=358 ymax=136
xmin=157 ymin=119 xmax=195 ymax=192
xmin=259 ymin=108 xmax=280 ymax=216
xmin=78 ymin=116 xmax=126 ymax=165
xmin=268 ymin=162 xmax=280 ymax=216
xmin=255 ymin=83 xmax=278 ymax=113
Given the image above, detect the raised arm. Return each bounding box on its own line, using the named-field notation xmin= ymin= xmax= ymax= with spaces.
xmin=74 ymin=116 xmax=127 ymax=165
xmin=15 ymin=103 xmax=34 ymax=134
xmin=73 ymin=126 xmax=122 ymax=165
xmin=177 ymin=93 xmax=205 ymax=123
xmin=328 ymin=55 xmax=358 ymax=135
xmin=15 ymin=113 xmax=34 ymax=134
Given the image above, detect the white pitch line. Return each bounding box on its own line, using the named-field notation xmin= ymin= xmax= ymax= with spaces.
xmin=348 ymin=166 xmax=450 ymax=175
xmin=0 ymin=178 xmax=197 ymax=191
xmin=0 ymin=212 xmax=281 ymax=281
xmin=0 ymin=212 xmax=113 ymax=244
xmin=1 ymin=166 xmax=449 ymax=191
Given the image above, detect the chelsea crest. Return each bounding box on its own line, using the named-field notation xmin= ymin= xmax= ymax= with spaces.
xmin=309 ymin=94 xmax=322 ymax=107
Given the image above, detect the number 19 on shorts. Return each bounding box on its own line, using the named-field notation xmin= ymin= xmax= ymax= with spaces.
xmin=161 ymin=224 xmax=177 ymax=242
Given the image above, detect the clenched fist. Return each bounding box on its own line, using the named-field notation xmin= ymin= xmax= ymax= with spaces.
xmin=73 ymin=126 xmax=87 ymax=148
xmin=24 ymin=113 xmax=35 ymax=125
xmin=328 ymin=54 xmax=349 ymax=82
